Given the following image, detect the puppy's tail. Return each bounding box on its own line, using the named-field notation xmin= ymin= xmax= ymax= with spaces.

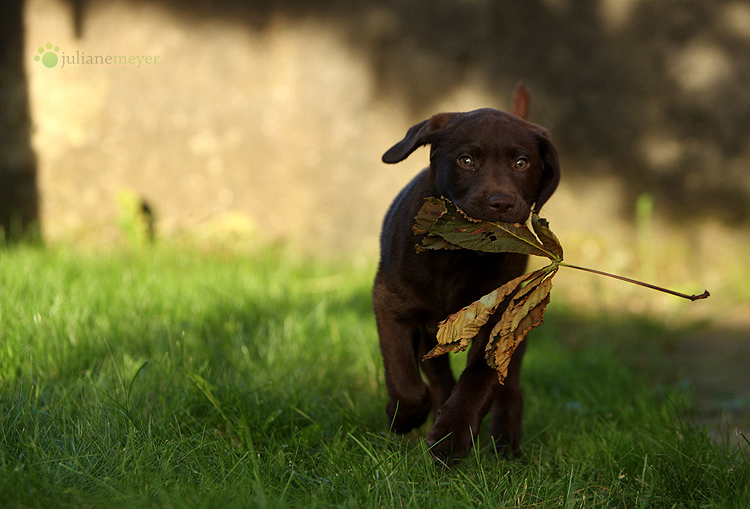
xmin=511 ymin=82 xmax=530 ymax=120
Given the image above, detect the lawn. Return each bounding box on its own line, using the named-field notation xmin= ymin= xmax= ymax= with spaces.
xmin=1 ymin=244 xmax=748 ymax=507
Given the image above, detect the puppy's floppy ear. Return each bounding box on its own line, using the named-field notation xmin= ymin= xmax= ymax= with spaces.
xmin=533 ymin=127 xmax=561 ymax=212
xmin=382 ymin=113 xmax=454 ymax=164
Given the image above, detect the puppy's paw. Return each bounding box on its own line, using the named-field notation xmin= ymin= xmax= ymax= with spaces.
xmin=386 ymin=393 xmax=431 ymax=434
xmin=488 ymin=434 xmax=524 ymax=460
xmin=425 ymin=417 xmax=474 ymax=465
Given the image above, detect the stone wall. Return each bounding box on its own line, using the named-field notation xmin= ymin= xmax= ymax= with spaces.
xmin=24 ymin=0 xmax=750 ymax=254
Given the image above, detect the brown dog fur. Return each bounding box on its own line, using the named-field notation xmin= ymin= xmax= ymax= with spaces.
xmin=373 ymin=87 xmax=560 ymax=463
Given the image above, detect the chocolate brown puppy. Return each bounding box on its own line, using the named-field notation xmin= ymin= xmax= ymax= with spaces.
xmin=373 ymin=101 xmax=560 ymax=463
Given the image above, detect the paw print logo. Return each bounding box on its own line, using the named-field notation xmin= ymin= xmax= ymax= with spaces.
xmin=34 ymin=43 xmax=60 ymax=68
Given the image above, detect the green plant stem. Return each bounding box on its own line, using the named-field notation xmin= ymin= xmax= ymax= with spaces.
xmin=559 ymin=263 xmax=710 ymax=301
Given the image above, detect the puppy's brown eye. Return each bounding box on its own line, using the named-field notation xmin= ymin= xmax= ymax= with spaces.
xmin=457 ymin=155 xmax=475 ymax=169
xmin=515 ymin=157 xmax=529 ymax=169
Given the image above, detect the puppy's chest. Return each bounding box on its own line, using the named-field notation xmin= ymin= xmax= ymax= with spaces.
xmin=417 ymin=251 xmax=524 ymax=314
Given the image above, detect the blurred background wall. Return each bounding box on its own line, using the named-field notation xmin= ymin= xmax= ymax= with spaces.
xmin=7 ymin=0 xmax=749 ymax=316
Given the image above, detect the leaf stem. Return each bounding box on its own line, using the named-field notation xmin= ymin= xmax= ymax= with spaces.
xmin=558 ymin=263 xmax=710 ymax=301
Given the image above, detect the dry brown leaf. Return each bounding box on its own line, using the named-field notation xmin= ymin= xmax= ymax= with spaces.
xmin=413 ymin=197 xmax=554 ymax=258
xmin=414 ymin=196 xmax=708 ymax=385
xmin=423 ymin=270 xmax=545 ymax=360
xmin=531 ymin=214 xmax=564 ymax=261
xmin=415 ymin=197 xmax=563 ymax=383
xmin=486 ymin=270 xmax=555 ymax=383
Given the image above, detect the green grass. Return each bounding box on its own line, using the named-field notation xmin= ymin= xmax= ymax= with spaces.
xmin=1 ymin=244 xmax=748 ymax=508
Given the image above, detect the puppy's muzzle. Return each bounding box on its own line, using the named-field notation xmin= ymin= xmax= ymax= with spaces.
xmin=488 ymin=193 xmax=516 ymax=214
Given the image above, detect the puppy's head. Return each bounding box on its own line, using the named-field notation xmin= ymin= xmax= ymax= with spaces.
xmin=383 ymin=108 xmax=560 ymax=223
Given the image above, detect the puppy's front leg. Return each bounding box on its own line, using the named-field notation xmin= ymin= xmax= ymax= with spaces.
xmin=426 ymin=335 xmax=500 ymax=463
xmin=490 ymin=340 xmax=527 ymax=458
xmin=417 ymin=348 xmax=456 ymax=413
xmin=374 ymin=308 xmax=431 ymax=433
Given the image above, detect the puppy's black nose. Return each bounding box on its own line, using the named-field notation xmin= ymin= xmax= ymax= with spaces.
xmin=488 ymin=193 xmax=515 ymax=213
